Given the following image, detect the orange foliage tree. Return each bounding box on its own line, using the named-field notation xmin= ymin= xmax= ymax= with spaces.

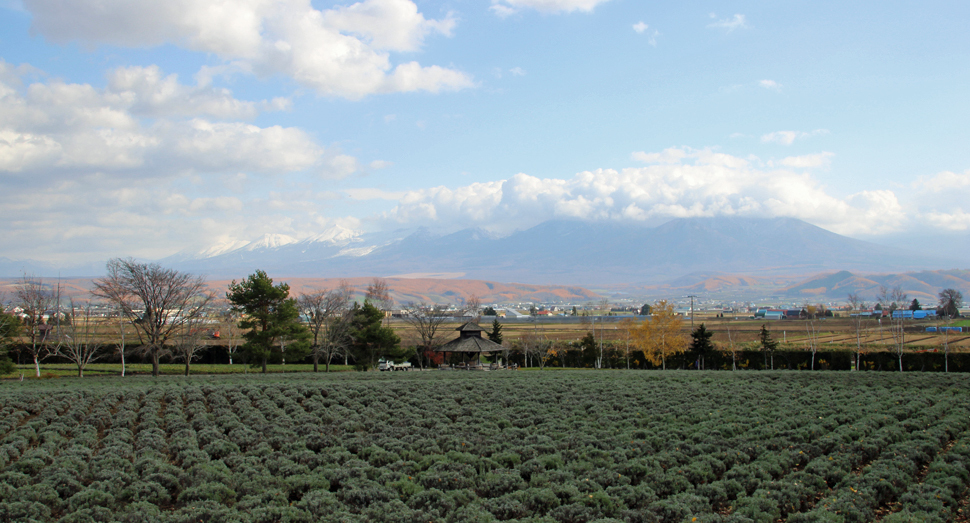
xmin=634 ymin=300 xmax=687 ymax=370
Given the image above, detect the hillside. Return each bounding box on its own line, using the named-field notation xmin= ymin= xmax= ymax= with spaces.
xmin=0 ymin=276 xmax=601 ymax=306
xmin=159 ymin=217 xmax=958 ymax=285
xmin=779 ymin=269 xmax=970 ymax=302
xmin=2 ymin=217 xmax=958 ymax=285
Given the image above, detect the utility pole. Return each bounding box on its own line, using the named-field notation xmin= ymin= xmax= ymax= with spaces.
xmin=686 ymin=295 xmax=697 ymax=330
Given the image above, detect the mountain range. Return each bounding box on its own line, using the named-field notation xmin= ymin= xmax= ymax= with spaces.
xmin=2 ymin=217 xmax=961 ymax=288
xmin=156 ymin=217 xmax=959 ymax=285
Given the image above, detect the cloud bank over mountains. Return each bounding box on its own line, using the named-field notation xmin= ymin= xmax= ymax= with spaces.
xmin=378 ymin=147 xmax=954 ymax=239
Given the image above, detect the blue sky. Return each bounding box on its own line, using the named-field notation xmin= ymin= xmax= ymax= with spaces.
xmin=2 ymin=0 xmax=970 ymax=264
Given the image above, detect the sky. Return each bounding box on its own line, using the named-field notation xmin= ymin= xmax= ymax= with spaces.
xmin=2 ymin=0 xmax=970 ymax=265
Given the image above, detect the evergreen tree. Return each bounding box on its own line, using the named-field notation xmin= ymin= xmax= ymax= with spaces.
xmin=690 ymin=323 xmax=714 ymax=369
xmin=0 ymin=306 xmax=21 ymax=375
xmin=227 ymin=270 xmax=311 ymax=373
xmin=759 ymin=324 xmax=779 ymax=370
xmin=909 ymin=298 xmax=921 ymax=311
xmin=488 ymin=318 xmax=503 ymax=345
xmin=350 ymin=301 xmax=404 ymax=370
xmin=640 ymin=304 xmax=652 ymax=316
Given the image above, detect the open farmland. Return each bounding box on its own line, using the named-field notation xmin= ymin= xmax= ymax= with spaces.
xmin=2 ymin=372 xmax=970 ymax=522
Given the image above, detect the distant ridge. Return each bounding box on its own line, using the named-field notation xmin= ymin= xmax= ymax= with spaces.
xmin=779 ymin=269 xmax=970 ymax=301
xmin=165 ymin=216 xmax=956 ymax=284
xmin=1 ymin=217 xmax=960 ymax=286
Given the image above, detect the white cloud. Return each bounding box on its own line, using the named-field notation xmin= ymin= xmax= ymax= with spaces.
xmin=489 ymin=4 xmax=518 ymax=17
xmin=0 ymin=178 xmax=357 ymax=262
xmin=0 ymin=63 xmax=330 ymax=178
xmin=910 ymin=170 xmax=970 ymax=231
xmin=490 ymin=0 xmax=611 ymax=16
xmin=21 ymin=0 xmax=472 ymax=99
xmin=761 ymin=129 xmax=829 ymax=146
xmin=778 ymin=152 xmax=834 ymax=168
xmin=759 ymin=79 xmax=780 ymax=90
xmin=382 ymin=147 xmax=909 ymax=237
xmin=632 ymin=21 xmax=659 ymax=46
xmin=509 ymin=67 xmax=527 ymax=76
xmin=322 ymin=0 xmax=456 ymax=52
xmin=0 ymin=59 xmax=397 ymax=191
xmin=708 ymin=14 xmax=748 ymax=32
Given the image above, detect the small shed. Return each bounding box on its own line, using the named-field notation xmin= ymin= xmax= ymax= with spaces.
xmin=437 ymin=321 xmax=504 ymax=366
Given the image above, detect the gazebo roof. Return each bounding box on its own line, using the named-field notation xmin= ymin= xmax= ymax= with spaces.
xmin=456 ymin=321 xmax=485 ymax=333
xmin=437 ymin=335 xmax=504 ymax=353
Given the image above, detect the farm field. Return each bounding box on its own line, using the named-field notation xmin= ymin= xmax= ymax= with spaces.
xmin=1 ymin=372 xmax=969 ymax=522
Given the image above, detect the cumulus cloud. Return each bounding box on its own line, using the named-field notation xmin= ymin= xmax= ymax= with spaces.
xmin=0 ymin=59 xmax=383 ymax=262
xmin=21 ymin=0 xmax=472 ymax=99
xmin=708 ymin=14 xmax=748 ymax=32
xmin=632 ymin=21 xmax=659 ymax=46
xmin=490 ymin=0 xmax=611 ymax=16
xmin=759 ymin=79 xmax=780 ymax=90
xmin=761 ymin=129 xmax=829 ymax=146
xmin=0 ymin=62 xmax=333 ymax=178
xmin=383 ymin=147 xmax=912 ymax=237
xmin=910 ymin=170 xmax=970 ymax=231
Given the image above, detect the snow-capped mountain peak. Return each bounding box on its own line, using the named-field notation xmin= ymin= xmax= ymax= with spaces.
xmin=197 ymin=238 xmax=251 ymax=258
xmin=245 ymin=234 xmax=298 ymax=251
xmin=304 ymin=225 xmax=360 ymax=245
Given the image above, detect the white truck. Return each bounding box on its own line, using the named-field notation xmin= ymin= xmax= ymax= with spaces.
xmin=378 ymin=359 xmax=412 ymax=371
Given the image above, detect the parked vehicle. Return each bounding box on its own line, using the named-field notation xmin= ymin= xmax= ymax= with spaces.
xmin=378 ymin=359 xmax=413 ymax=371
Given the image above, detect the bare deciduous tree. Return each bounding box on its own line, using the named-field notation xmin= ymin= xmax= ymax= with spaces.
xmin=16 ymin=274 xmax=57 ymax=377
xmin=365 ymin=278 xmax=392 ymax=325
xmin=299 ymin=283 xmax=354 ymax=372
xmin=936 ymin=288 xmax=962 ymax=372
xmin=92 ymin=258 xmax=214 ymax=377
xmin=879 ymin=285 xmax=908 ymax=372
xmin=517 ymin=331 xmax=550 ymax=369
xmin=618 ymin=317 xmax=637 ymax=369
xmin=55 ymin=300 xmax=104 ymax=377
xmin=804 ymin=303 xmax=821 ymax=370
xmin=172 ymin=314 xmax=208 ymax=376
xmin=110 ymin=296 xmax=136 ymax=377
xmin=846 ymin=293 xmax=870 ymax=371
xmin=724 ymin=322 xmax=739 ymax=371
xmin=222 ymin=308 xmax=240 ymax=365
xmin=465 ymin=294 xmax=482 ymax=322
xmin=401 ymin=302 xmax=457 ymax=370
xmin=939 ymin=288 xmax=963 ymax=318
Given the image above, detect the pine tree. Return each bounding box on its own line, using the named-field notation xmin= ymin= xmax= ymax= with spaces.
xmin=690 ymin=324 xmax=714 ymax=369
xmin=759 ymin=324 xmax=778 ymax=370
xmin=227 ymin=270 xmax=311 ymax=373
xmin=488 ymin=318 xmax=503 ymax=345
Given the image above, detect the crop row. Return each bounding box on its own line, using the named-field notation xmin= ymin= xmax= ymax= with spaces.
xmin=1 ymin=372 xmax=969 ymax=522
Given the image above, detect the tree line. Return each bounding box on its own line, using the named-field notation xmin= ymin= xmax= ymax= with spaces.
xmin=0 ymin=259 xmax=966 ymax=377
xmin=0 ymin=259 xmax=477 ymax=377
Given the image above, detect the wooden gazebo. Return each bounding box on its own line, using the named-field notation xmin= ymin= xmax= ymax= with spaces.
xmin=436 ymin=322 xmax=504 ymax=368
